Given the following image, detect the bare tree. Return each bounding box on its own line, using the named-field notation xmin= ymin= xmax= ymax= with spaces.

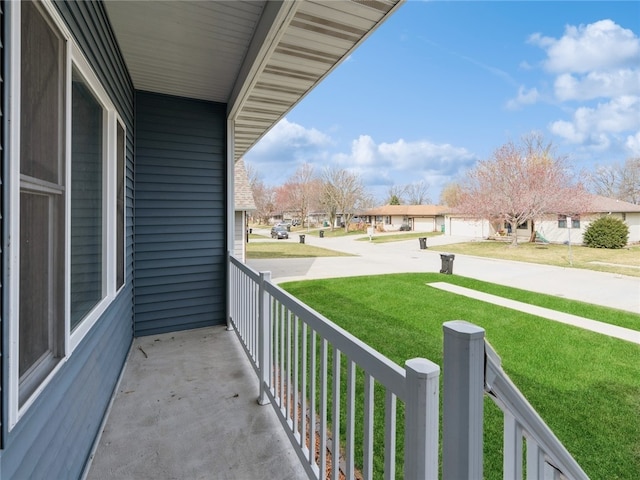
xmin=244 ymin=161 xmax=261 ymax=190
xmin=439 ymin=182 xmax=462 ymax=207
xmin=278 ymin=163 xmax=320 ymax=227
xmin=588 ymin=157 xmax=640 ymax=204
xmin=251 ymin=181 xmax=275 ymax=224
xmin=588 ymin=164 xmax=619 ymax=199
xmin=321 ymin=167 xmax=367 ymax=232
xmin=384 ymin=185 xmax=407 ymax=205
xmin=619 ymin=157 xmax=640 ymax=205
xmin=457 ymin=134 xmax=590 ymax=245
xmin=404 ymin=180 xmax=431 ymax=205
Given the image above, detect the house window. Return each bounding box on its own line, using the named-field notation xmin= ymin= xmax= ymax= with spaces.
xmin=385 ymin=216 xmax=391 ymax=224
xmin=71 ymin=67 xmax=105 ymax=329
xmin=517 ymin=221 xmax=528 ymax=230
xmin=571 ymin=216 xmax=580 ymax=229
xmin=10 ymin=1 xmax=126 ymax=425
xmin=18 ymin=0 xmax=66 ymax=406
xmin=558 ymin=215 xmax=567 ymax=228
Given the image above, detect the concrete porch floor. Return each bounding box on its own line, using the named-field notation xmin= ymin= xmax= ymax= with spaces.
xmin=86 ymin=326 xmax=307 ymax=479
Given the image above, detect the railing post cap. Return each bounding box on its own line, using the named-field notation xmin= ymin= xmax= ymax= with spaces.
xmin=406 ymin=357 xmax=440 ymax=378
xmin=443 ymin=320 xmax=485 ymax=339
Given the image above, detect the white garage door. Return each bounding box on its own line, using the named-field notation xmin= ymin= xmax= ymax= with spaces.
xmin=449 ymin=218 xmax=486 ymax=237
xmin=413 ymin=217 xmax=434 ymax=232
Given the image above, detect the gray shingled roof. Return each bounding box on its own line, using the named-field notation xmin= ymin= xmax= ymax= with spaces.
xmin=234 ymin=159 xmax=256 ymax=211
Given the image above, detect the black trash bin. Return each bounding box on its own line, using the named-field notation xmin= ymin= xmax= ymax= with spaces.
xmin=439 ymin=253 xmax=455 ymax=274
xmin=299 ymin=234 xmax=305 ymax=244
xmin=286 ymin=225 xmax=291 ymax=232
xmin=418 ymin=237 xmax=427 ymax=249
xmin=319 ymin=230 xmax=324 ymax=238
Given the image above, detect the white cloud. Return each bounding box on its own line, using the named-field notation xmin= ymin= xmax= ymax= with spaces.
xmin=244 ymin=119 xmax=333 ymax=186
xmin=554 ymin=69 xmax=640 ymax=101
xmin=333 ymin=136 xmax=477 ymax=197
xmin=506 ymin=86 xmax=540 ymax=110
xmin=550 ymin=96 xmax=640 ymax=145
xmin=626 ymin=131 xmax=640 ymax=155
xmin=529 ymin=20 xmax=640 ymax=74
xmin=525 ymin=19 xmax=640 ymax=154
xmin=248 ymin=120 xmax=478 ymax=201
xmin=250 ymin=118 xmax=332 ymax=153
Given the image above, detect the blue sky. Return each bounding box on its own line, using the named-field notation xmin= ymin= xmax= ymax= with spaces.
xmin=244 ymin=1 xmax=640 ymax=203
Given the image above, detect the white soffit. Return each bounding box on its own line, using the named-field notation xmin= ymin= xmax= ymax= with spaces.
xmin=104 ymin=0 xmax=403 ymax=160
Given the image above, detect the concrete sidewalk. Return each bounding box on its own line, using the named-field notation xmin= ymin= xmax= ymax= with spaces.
xmin=429 ymin=282 xmax=640 ymax=344
xmin=248 ymin=229 xmax=640 ymax=314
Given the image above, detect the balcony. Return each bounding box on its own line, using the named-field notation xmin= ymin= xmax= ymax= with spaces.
xmin=88 ymin=255 xmax=588 ymax=479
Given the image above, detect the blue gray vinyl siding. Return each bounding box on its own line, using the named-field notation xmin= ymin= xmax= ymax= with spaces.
xmin=134 ymin=91 xmax=227 ymax=336
xmin=1 ymin=2 xmax=135 ymax=477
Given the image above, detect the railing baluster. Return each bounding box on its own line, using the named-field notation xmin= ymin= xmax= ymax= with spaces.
xmin=286 ymin=309 xmax=292 ymax=422
xmin=384 ymin=390 xmax=396 ymax=480
xmin=320 ymin=338 xmax=328 ymax=479
xmin=526 ymin=436 xmax=544 ymax=480
xmin=301 ymin=322 xmax=308 ymax=450
xmin=331 ymin=347 xmax=341 ymax=480
xmin=280 ymin=303 xmax=285 ymax=407
xmin=363 ymin=373 xmax=374 ymax=480
xmin=251 ymin=277 xmax=256 ymax=360
xmin=309 ymin=330 xmax=317 ymax=467
xmin=345 ymin=359 xmax=356 ymax=480
xmin=273 ymin=299 xmax=279 ymax=402
xmin=257 ymin=271 xmax=271 ymax=405
xmin=293 ymin=314 xmax=300 ymax=437
xmin=504 ymin=412 xmax=523 ymax=480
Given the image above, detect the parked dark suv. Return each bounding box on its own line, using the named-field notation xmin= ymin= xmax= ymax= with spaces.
xmin=271 ymin=226 xmax=289 ymax=239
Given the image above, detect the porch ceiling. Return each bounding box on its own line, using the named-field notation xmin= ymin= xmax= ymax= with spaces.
xmin=104 ymin=0 xmax=402 ymax=161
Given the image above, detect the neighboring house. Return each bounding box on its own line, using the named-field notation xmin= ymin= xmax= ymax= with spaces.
xmin=234 ymin=159 xmax=256 ymax=261
xmin=443 ymin=195 xmax=640 ymax=244
xmin=535 ymin=195 xmax=640 ymax=245
xmin=0 ymin=1 xmax=401 ymax=477
xmin=363 ymin=204 xmax=448 ymax=232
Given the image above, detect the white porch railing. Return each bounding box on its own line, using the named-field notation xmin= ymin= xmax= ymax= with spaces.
xmin=229 ymin=255 xmax=588 ymax=480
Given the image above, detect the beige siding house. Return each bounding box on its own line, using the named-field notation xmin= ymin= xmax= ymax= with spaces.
xmin=364 ymin=205 xmax=448 ymax=232
xmin=443 ymin=195 xmax=640 ymax=244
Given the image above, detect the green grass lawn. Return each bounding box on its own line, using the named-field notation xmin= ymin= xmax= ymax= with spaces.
xmin=281 ymin=273 xmax=640 ymax=480
xmin=428 ymin=241 xmax=640 ymax=277
xmin=246 ymin=241 xmax=353 ymax=259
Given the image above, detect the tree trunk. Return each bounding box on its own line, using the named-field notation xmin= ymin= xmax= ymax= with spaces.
xmin=510 ymin=221 xmax=518 ymax=246
xmin=529 ymin=219 xmax=537 ymax=243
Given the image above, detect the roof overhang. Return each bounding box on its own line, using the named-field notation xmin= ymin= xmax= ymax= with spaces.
xmin=105 ymin=0 xmax=403 ymax=161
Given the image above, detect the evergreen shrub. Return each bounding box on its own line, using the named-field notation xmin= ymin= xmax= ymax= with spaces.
xmin=583 ymin=216 xmax=629 ymax=249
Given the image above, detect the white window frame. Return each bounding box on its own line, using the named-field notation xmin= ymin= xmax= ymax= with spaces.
xmin=6 ymin=0 xmax=125 ymax=429
xmin=115 ymin=118 xmax=127 ymax=293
